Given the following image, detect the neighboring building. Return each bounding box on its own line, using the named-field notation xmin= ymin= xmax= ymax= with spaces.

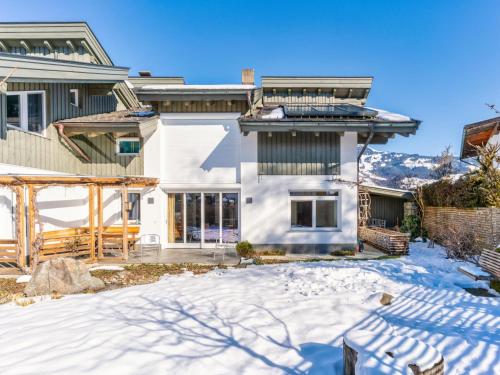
xmin=0 ymin=22 xmax=154 ymax=242
xmin=0 ymin=22 xmax=421 ymax=259
xmin=460 ymin=116 xmax=500 ymax=163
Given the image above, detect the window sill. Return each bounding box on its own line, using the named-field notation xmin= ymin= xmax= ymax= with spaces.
xmin=116 ymin=153 xmax=140 ymax=157
xmin=288 ymin=228 xmax=341 ymax=233
xmin=7 ymin=125 xmax=49 ymax=139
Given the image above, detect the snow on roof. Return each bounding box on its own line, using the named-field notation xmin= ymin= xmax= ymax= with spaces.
xmin=366 ymin=107 xmax=412 ymax=122
xmin=138 ymin=84 xmax=256 ymax=91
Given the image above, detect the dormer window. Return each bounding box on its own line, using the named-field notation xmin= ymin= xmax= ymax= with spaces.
xmin=69 ymin=89 xmax=79 ymax=107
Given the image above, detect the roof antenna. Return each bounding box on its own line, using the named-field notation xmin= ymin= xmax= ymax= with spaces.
xmin=0 ymin=67 xmax=17 ymax=93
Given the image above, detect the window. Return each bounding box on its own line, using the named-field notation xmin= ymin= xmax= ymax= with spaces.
xmin=69 ymin=89 xmax=79 ymax=107
xmin=116 ymin=138 xmax=140 ymax=155
xmin=124 ymin=192 xmax=141 ymax=223
xmin=6 ymin=91 xmax=46 ymax=134
xmin=290 ymin=191 xmax=339 ymax=230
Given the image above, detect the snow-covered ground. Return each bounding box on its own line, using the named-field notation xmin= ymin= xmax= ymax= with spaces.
xmin=0 ymin=243 xmax=498 ymax=374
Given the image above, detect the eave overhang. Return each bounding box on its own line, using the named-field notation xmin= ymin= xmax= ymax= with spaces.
xmin=360 ymin=184 xmax=414 ymax=200
xmin=238 ymin=119 xmax=420 ymax=144
xmin=460 ymin=116 xmax=500 ymax=159
xmin=59 ymin=120 xmax=158 ymax=138
xmin=0 ymin=52 xmax=129 ymax=83
xmin=134 ymin=85 xmax=255 ymax=102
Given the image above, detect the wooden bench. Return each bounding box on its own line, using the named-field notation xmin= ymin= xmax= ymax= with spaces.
xmin=479 ymin=249 xmax=500 ymax=279
xmin=458 ymin=248 xmax=500 ymax=281
xmin=100 ymin=226 xmax=140 ymax=249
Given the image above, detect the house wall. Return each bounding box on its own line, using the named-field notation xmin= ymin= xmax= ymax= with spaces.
xmin=141 ymin=112 xmax=242 ymax=246
xmin=141 ymin=113 xmax=358 ymax=250
xmin=0 ymin=82 xmax=143 ymax=175
xmin=489 ymin=133 xmax=500 ymax=169
xmin=240 ymin=131 xmax=359 ymax=252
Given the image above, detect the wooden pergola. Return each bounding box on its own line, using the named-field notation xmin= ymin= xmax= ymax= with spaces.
xmin=0 ymin=175 xmax=158 ymax=270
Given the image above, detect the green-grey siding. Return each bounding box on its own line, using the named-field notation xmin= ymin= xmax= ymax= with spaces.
xmin=0 ymin=92 xmax=6 ymax=140
xmin=370 ymin=194 xmax=406 ymax=228
xmin=0 ymin=82 xmax=143 ymax=176
xmin=7 ymin=82 xmax=117 ymax=122
xmin=258 ymin=132 xmax=340 ymax=175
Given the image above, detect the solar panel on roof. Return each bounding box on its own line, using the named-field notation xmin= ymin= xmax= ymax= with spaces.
xmin=283 ymin=104 xmax=377 ymax=118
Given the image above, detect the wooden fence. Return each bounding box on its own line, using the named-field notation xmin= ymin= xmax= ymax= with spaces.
xmin=0 ymin=239 xmax=18 ymax=266
xmin=423 ymin=207 xmax=500 ymax=250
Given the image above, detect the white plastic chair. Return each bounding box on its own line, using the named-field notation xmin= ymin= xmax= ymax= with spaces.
xmin=138 ymin=234 xmax=161 ymax=262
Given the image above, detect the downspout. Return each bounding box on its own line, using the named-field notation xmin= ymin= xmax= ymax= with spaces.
xmin=55 ymin=123 xmax=91 ymax=162
xmin=357 ymin=124 xmax=375 ymax=162
xmin=356 ymin=124 xmax=375 ymax=249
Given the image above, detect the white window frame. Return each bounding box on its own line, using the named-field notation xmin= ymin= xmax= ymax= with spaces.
xmin=289 ymin=191 xmax=340 ymax=231
xmin=116 ymin=137 xmax=141 ymax=156
xmin=125 ymin=191 xmax=141 ymax=224
xmin=69 ymin=88 xmax=79 ymax=107
xmin=6 ymin=90 xmax=47 ymax=136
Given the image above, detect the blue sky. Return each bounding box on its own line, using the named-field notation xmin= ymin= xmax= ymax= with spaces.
xmin=1 ymin=0 xmax=499 ymax=156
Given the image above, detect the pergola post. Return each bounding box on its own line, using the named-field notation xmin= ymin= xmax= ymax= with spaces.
xmin=97 ymin=185 xmax=103 ymax=259
xmin=121 ymin=185 xmax=128 ymax=261
xmin=15 ymin=186 xmax=26 ymax=268
xmin=27 ymin=185 xmax=36 ymax=267
xmin=88 ymin=184 xmax=96 ymax=261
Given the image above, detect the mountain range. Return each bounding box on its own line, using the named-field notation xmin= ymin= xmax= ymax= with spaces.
xmin=359 ymin=147 xmax=471 ymax=189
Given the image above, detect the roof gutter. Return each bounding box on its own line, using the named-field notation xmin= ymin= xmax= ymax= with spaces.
xmin=55 ymin=123 xmax=91 ymax=162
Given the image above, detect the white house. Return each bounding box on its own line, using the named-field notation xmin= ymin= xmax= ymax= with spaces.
xmin=131 ymin=72 xmax=420 ymax=253
xmin=0 ymin=23 xmax=421 ymax=266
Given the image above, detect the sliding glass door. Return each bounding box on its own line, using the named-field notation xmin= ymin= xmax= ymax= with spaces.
xmin=168 ymin=192 xmax=239 ymax=247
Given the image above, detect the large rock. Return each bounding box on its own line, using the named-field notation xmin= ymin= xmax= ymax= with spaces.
xmin=25 ymin=258 xmax=105 ymax=297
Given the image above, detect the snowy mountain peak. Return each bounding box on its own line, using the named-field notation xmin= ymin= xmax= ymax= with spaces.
xmin=359 ymin=147 xmax=471 ymax=189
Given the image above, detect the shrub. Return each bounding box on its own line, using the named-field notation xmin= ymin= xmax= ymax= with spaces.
xmin=421 ymin=143 xmax=500 ymax=208
xmin=236 ymin=241 xmax=255 ymax=258
xmin=400 ymin=215 xmax=422 ymax=241
xmin=435 ymin=224 xmax=481 ymax=262
xmin=331 ymin=249 xmax=355 ymax=256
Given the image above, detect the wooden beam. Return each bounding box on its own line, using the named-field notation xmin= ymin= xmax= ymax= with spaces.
xmin=121 ymin=185 xmax=128 ymax=261
xmin=97 ymin=186 xmax=103 ymax=259
xmin=66 ymin=40 xmax=76 ymax=53
xmin=43 ymin=40 xmax=54 ymax=53
xmin=0 ymin=40 xmax=8 ymax=52
xmin=20 ymin=40 xmax=31 ymax=53
xmin=88 ymin=185 xmax=96 ymax=261
xmin=0 ymin=175 xmax=159 ymax=186
xmin=16 ymin=186 xmax=26 ymax=268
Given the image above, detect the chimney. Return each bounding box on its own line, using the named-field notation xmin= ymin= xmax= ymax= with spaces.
xmin=241 ymin=68 xmax=254 ymax=85
xmin=139 ymin=71 xmax=152 ymax=77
